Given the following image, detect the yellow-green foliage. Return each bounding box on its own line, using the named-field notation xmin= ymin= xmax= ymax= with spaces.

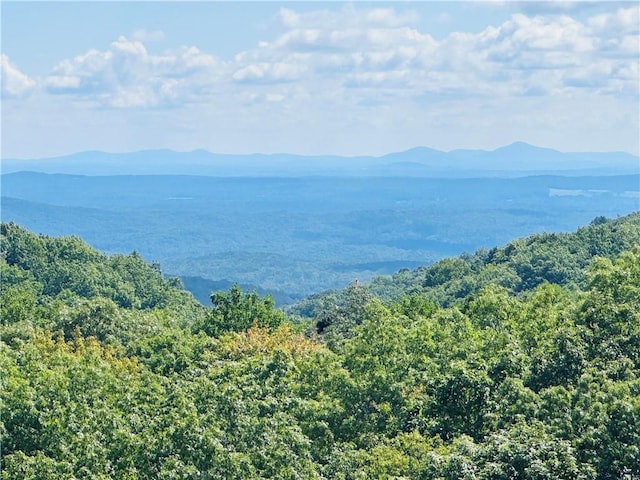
xmin=2 ymin=218 xmax=639 ymax=479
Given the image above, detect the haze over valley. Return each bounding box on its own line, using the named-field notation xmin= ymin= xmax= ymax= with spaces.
xmin=2 ymin=145 xmax=638 ymax=304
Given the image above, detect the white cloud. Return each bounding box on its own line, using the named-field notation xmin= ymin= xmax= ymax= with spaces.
xmin=232 ymin=7 xmax=437 ymax=93
xmin=588 ymin=5 xmax=639 ymax=35
xmin=234 ymin=4 xmax=638 ymax=106
xmin=1 ymin=54 xmax=36 ymax=98
xmin=232 ymin=62 xmax=306 ymax=84
xmin=44 ymin=36 xmax=225 ymax=107
xmin=20 ymin=4 xmax=637 ymax=111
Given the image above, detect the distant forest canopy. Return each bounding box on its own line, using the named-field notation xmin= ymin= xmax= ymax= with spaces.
xmin=2 ymin=172 xmax=639 ymax=302
xmin=1 ymin=213 xmax=640 ymax=478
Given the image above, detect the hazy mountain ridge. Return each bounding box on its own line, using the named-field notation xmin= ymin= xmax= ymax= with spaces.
xmin=3 ymin=142 xmax=638 ymax=177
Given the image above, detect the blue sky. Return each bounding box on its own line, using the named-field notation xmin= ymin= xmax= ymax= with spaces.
xmin=1 ymin=1 xmax=638 ymax=158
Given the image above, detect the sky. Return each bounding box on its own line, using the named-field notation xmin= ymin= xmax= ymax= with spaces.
xmin=1 ymin=1 xmax=639 ymax=158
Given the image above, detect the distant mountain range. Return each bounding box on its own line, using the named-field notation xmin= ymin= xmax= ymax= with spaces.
xmin=3 ymin=142 xmax=638 ymax=177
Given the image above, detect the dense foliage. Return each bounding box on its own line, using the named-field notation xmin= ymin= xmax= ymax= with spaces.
xmin=371 ymin=212 xmax=640 ymax=303
xmin=2 ymin=215 xmax=639 ymax=478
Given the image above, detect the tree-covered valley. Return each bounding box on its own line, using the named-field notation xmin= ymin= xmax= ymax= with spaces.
xmin=2 ymin=172 xmax=639 ymax=304
xmin=2 ymin=213 xmax=639 ymax=478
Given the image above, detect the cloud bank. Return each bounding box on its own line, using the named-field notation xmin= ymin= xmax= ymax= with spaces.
xmin=2 ymin=3 xmax=638 ymax=157
xmin=23 ymin=4 xmax=636 ymax=109
xmin=44 ymin=36 xmax=223 ymax=107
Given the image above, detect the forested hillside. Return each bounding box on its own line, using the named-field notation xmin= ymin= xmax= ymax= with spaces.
xmin=290 ymin=213 xmax=640 ymax=319
xmin=370 ymin=212 xmax=640 ymax=303
xmin=2 ymin=215 xmax=640 ymax=479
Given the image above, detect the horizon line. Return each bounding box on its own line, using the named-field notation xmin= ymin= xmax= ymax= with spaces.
xmin=4 ymin=141 xmax=639 ymax=161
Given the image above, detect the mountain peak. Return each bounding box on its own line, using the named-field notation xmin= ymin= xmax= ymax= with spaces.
xmin=494 ymin=142 xmax=558 ymax=154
